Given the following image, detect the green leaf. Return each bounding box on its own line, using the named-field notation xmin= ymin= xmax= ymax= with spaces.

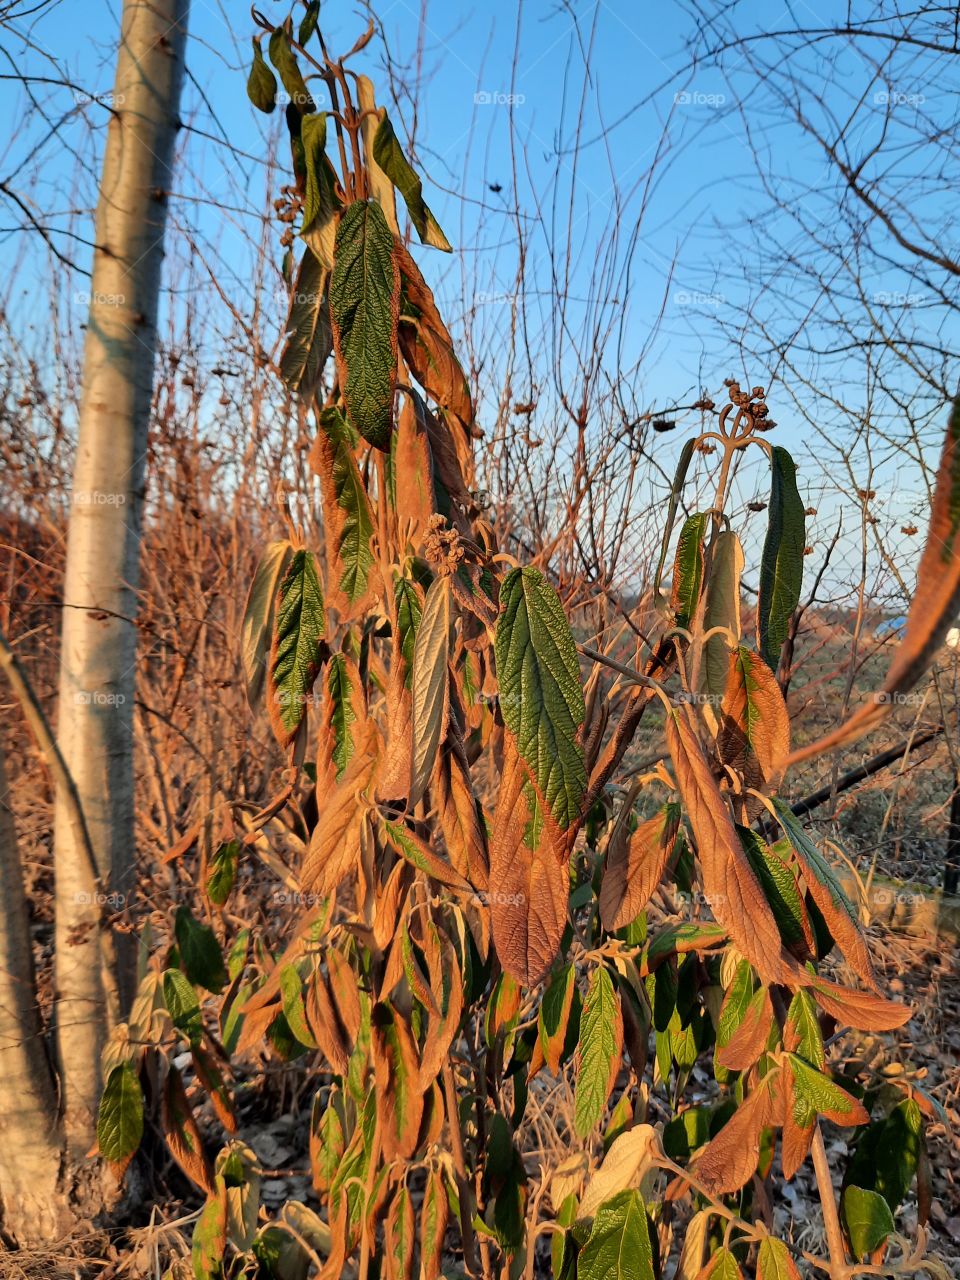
xmin=575 ymin=967 xmax=623 ymax=1137
xmin=738 ymin=827 xmax=808 ymax=950
xmin=270 ymin=548 xmax=325 ymax=741
xmin=671 ymin=511 xmax=708 ymax=629
xmin=97 ymin=1062 xmax=144 ymax=1162
xmin=325 ymin=653 xmax=361 ymax=779
xmin=716 ymin=958 xmax=754 ymax=1048
xmin=206 ymin=840 xmax=238 ymax=908
xmin=268 ymin=27 xmax=314 ymax=113
xmin=372 ymin=112 xmax=451 ymax=251
xmin=845 ymin=1098 xmax=922 ymax=1213
xmin=279 ymin=248 xmax=331 ymax=395
xmin=162 ymin=966 xmax=204 ymax=1045
xmin=758 ymin=446 xmax=804 ymax=669
xmin=703 ymin=1247 xmax=742 ymax=1280
xmin=317 ymin=407 xmax=376 ymax=605
xmin=495 ymin=567 xmax=586 ymax=829
xmin=300 ymin=112 xmax=339 ymax=269
xmin=787 ymin=1054 xmax=867 ymax=1125
xmin=298 ymin=0 xmax=320 ymax=45
xmin=241 ymin=539 xmax=293 ymax=707
xmin=410 ymin=575 xmax=451 ymax=806
xmin=330 ymin=199 xmax=399 ymax=450
xmin=175 ymin=906 xmax=227 ymax=993
xmin=842 ymin=1185 xmax=894 ymax=1260
xmin=279 ymin=965 xmax=319 ymax=1048
xmin=786 ymin=989 xmax=825 ymax=1069
xmin=757 ymin=1238 xmax=800 ymax=1280
xmin=395 ymin=574 xmax=423 ymax=683
xmin=654 ymin=437 xmax=696 ymax=602
xmin=702 ymin=529 xmax=744 ymax=702
xmin=577 ymin=1189 xmax=655 ymax=1280
xmin=538 ymin=963 xmax=576 ymax=1073
xmin=246 ymin=38 xmax=277 ymax=113
xmin=192 ymin=1181 xmax=228 ymax=1280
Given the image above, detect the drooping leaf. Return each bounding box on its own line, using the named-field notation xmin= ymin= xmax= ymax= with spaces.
xmin=246 ymin=38 xmax=277 ymax=113
xmin=538 ymin=962 xmax=577 ymax=1074
xmin=842 ymin=1186 xmax=895 ymax=1261
xmin=267 ymin=26 xmax=315 ymax=113
xmin=279 ymin=965 xmax=319 ymax=1049
xmin=757 ymin=1237 xmax=801 ymax=1280
xmin=325 ymin=653 xmax=363 ymax=780
xmin=300 ymin=112 xmax=339 ymax=269
xmin=489 ymin=744 xmax=568 ymax=986
xmin=372 ymin=112 xmax=451 ymax=251
xmin=578 ymin=1127 xmax=660 ymax=1219
xmin=692 ymin=1065 xmax=782 ymax=1196
xmin=738 ymin=827 xmax=813 ymax=955
xmin=191 ymin=1180 xmax=228 ymax=1280
xmin=330 ymin=199 xmax=399 ymax=449
xmin=420 ymin=1166 xmax=449 ymax=1280
xmin=715 ymin=986 xmax=773 ymax=1072
xmin=268 ymin=548 xmax=326 ymax=744
xmin=576 ymin=1190 xmax=655 ymax=1280
xmin=301 ymin=720 xmax=379 ymax=894
xmin=495 ymin=566 xmax=586 ymax=830
xmin=670 ymin=512 xmax=708 ymax=629
xmin=162 ymin=1064 xmax=213 ymax=1193
xmin=758 ymin=446 xmax=805 ymax=670
xmin=654 ymin=437 xmax=696 ymax=603
xmin=241 ymin=539 xmax=293 ymax=708
xmin=784 ymin=989 xmax=825 ymax=1069
xmin=97 ymin=1062 xmax=144 ymax=1163
xmin=771 ymin=799 xmax=876 ymax=989
xmin=717 ymin=646 xmax=790 ymax=798
xmin=279 ymin=248 xmax=332 ymax=395
xmin=410 ymin=575 xmax=452 ymax=806
xmin=666 ymin=707 xmax=799 ymax=986
xmin=702 ymin=529 xmax=744 ymax=705
xmin=175 ymin=906 xmax=226 ymax=994
xmin=371 ymin=1001 xmax=424 ymax=1160
xmin=599 ymin=798 xmax=681 ymax=932
xmin=574 ymin=967 xmax=623 ymax=1137
xmin=384 ymin=1182 xmax=416 ymax=1280
xmin=162 ymin=966 xmax=204 ymax=1045
xmin=314 ymin=407 xmax=376 ymax=610
xmin=206 ymin=840 xmax=238 ymax=908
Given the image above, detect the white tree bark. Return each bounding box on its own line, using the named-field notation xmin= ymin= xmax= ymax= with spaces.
xmin=54 ymin=0 xmax=189 ymax=1158
xmin=0 ymin=735 xmax=66 ymax=1241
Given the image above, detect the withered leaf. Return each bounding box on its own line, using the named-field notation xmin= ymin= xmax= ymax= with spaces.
xmin=692 ymin=1064 xmax=782 ymax=1196
xmin=371 ymin=1001 xmax=424 ymax=1160
xmin=599 ymin=794 xmax=681 ymax=932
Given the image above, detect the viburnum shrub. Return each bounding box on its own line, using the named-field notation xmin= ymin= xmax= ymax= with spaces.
xmin=95 ymin=10 xmax=960 ymax=1280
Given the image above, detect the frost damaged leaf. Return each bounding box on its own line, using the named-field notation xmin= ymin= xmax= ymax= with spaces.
xmin=715 ymin=986 xmax=773 ymax=1072
xmin=371 ymin=1001 xmax=423 ymax=1160
xmin=300 ymin=112 xmax=339 ymax=270
xmin=279 ymin=249 xmax=332 ymax=397
xmin=301 ymin=721 xmax=379 ymax=894
xmin=330 ymin=200 xmax=399 ymax=450
xmin=758 ymin=446 xmax=804 ymax=671
xmin=692 ymin=1064 xmax=782 ymax=1196
xmin=489 ymin=745 xmax=568 ymax=986
xmin=600 ymin=798 xmax=681 ymax=932
xmin=313 ymin=407 xmax=377 ymax=612
xmin=269 ymin=548 xmax=325 ymax=745
xmin=717 ymin=646 xmax=790 ymax=798
xmin=771 ymin=800 xmax=876 ymax=989
xmin=666 ymin=707 xmax=798 ymax=986
xmin=702 ymin=529 xmax=744 ymax=705
xmin=670 ymin=512 xmax=708 ymax=629
xmin=372 ymin=112 xmax=451 ymax=251
xmin=410 ymin=575 xmax=452 ymax=807
xmin=162 ymin=1064 xmax=213 ymax=1194
xmin=241 ymin=539 xmax=293 ymax=708
xmin=495 ymin=567 xmax=586 ymax=830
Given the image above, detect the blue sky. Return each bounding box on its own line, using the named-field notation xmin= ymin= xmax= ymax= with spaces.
xmin=2 ymin=0 xmax=957 ymax=595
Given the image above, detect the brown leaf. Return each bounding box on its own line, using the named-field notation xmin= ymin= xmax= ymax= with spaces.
xmin=302 ymin=720 xmax=380 ymax=894
xmin=305 ymin=970 xmax=351 ymax=1074
xmin=418 ymin=923 xmax=464 ymax=1089
xmin=162 ymin=1065 xmax=213 ymax=1194
xmin=377 ymin=661 xmax=413 ymax=806
xmin=715 ymin=987 xmax=774 ymax=1072
xmin=692 ymin=1065 xmax=782 ymax=1196
xmin=666 ymin=707 xmax=801 ymax=987
xmin=371 ymin=1002 xmax=424 ymax=1160
xmin=327 ymin=949 xmax=362 ymax=1042
xmin=374 ymin=858 xmax=410 ymax=951
xmin=489 ymin=745 xmax=568 ymax=986
xmin=384 ymin=1183 xmax=416 ymax=1280
xmin=810 ymin=975 xmax=911 ymax=1031
xmin=436 ymin=691 xmax=489 ymax=890
xmin=420 ymin=1166 xmax=449 ymax=1280
xmin=717 ymin=646 xmax=790 ymax=799
xmin=191 ymin=1045 xmax=237 ymax=1134
xmin=599 ymin=793 xmax=680 ymax=931
xmin=396 ymin=391 xmax=438 ymax=552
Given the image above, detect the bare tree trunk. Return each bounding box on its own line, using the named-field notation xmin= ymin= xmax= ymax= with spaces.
xmin=54 ymin=0 xmax=189 ymax=1160
xmin=0 ymin=736 xmax=67 ymax=1241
